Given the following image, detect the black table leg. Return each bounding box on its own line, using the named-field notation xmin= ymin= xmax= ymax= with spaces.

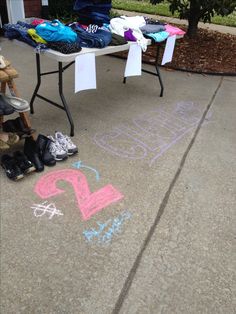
xmin=155 ymin=44 xmax=164 ymax=97
xmin=122 ymin=44 xmax=164 ymax=97
xmin=30 ymin=53 xmax=41 ymax=114
xmin=58 ymin=62 xmax=74 ymax=137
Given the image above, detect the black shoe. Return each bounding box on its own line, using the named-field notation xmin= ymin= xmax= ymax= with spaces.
xmin=24 ymin=137 xmax=44 ymax=172
xmin=2 ymin=117 xmax=35 ymax=138
xmin=13 ymin=151 xmax=36 ymax=174
xmin=1 ymin=154 xmax=24 ymax=180
xmin=0 ymin=94 xmax=15 ymax=115
xmin=36 ymin=134 xmax=56 ymax=167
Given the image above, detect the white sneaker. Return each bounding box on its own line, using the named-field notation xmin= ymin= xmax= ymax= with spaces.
xmin=54 ymin=132 xmax=78 ymax=156
xmin=47 ymin=135 xmax=68 ymax=161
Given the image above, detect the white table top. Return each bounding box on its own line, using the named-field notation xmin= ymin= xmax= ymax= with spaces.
xmin=13 ymin=39 xmax=152 ymax=63
xmin=13 ymin=35 xmax=182 ymax=63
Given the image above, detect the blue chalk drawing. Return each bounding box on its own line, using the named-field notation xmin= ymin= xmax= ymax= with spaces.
xmin=83 ymin=220 xmax=111 ymax=242
xmin=83 ymin=210 xmax=132 ymax=244
xmin=72 ymin=160 xmax=100 ymax=181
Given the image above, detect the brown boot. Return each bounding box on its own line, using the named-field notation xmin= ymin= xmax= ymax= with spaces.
xmin=3 ymin=66 xmax=19 ymax=80
xmin=0 ymin=139 xmax=10 ymax=150
xmin=0 ymin=69 xmax=10 ymax=82
xmin=5 ymin=132 xmax=20 ymax=145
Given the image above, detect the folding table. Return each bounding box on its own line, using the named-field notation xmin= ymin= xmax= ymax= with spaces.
xmin=16 ymin=40 xmax=172 ymax=136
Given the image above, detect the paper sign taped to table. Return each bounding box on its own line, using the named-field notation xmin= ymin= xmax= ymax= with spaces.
xmin=161 ymin=35 xmax=176 ymax=65
xmin=124 ymin=44 xmax=142 ymax=77
xmin=75 ymin=53 xmax=96 ymax=93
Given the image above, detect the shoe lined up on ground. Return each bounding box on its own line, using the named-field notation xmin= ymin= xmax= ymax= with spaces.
xmin=13 ymin=151 xmax=36 ymax=174
xmin=36 ymin=134 xmax=56 ymax=167
xmin=47 ymin=135 xmax=68 ymax=161
xmin=1 ymin=154 xmax=24 ymax=180
xmin=1 ymin=132 xmax=78 ymax=180
xmin=24 ymin=134 xmax=58 ymax=172
xmin=24 ymin=136 xmax=44 ymax=172
xmin=1 ymin=151 xmax=36 ymax=180
xmin=54 ymin=131 xmax=78 ymax=156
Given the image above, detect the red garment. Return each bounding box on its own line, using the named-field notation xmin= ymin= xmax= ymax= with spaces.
xmin=31 ymin=19 xmax=45 ymax=26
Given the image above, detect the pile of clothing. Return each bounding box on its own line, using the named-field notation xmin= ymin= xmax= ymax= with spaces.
xmin=109 ymin=15 xmax=186 ymax=51
xmin=3 ymin=8 xmax=185 ymax=54
xmin=73 ymin=0 xmax=112 ymax=26
xmin=3 ymin=20 xmax=82 ymax=54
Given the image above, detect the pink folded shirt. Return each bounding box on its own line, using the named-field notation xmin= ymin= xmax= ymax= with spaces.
xmin=165 ymin=24 xmax=186 ymax=36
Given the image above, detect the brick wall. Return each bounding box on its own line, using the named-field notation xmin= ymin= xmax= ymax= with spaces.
xmin=24 ymin=0 xmax=42 ymax=18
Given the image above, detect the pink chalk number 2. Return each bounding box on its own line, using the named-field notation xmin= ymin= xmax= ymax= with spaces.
xmin=34 ymin=169 xmax=124 ymax=220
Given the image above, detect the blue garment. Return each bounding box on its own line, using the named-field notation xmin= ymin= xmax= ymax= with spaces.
xmin=77 ymin=11 xmax=111 ymax=25
xmin=146 ymin=31 xmax=169 ymax=43
xmin=74 ymin=1 xmax=111 ymax=26
xmin=35 ymin=20 xmax=77 ymax=43
xmin=71 ymin=24 xmax=112 ymax=48
xmin=4 ymin=22 xmax=37 ymax=47
xmin=74 ymin=1 xmax=111 ymax=11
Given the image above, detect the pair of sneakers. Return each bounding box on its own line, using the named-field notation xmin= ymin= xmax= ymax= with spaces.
xmin=1 ymin=151 xmax=36 ymax=181
xmin=47 ymin=131 xmax=78 ymax=161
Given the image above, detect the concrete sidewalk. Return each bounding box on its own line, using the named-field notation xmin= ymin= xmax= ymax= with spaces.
xmin=0 ymin=37 xmax=236 ymax=314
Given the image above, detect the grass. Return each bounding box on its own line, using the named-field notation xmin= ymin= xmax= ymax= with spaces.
xmin=112 ymin=0 xmax=236 ymax=27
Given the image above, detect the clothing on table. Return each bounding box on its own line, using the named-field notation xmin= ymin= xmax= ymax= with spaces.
xmin=124 ymin=29 xmax=137 ymax=42
xmin=145 ymin=31 xmax=169 ymax=43
xmin=73 ymin=0 xmax=112 ymax=26
xmin=46 ymin=41 xmax=82 ymax=54
xmin=86 ymin=24 xmax=100 ymax=33
xmin=110 ymin=16 xmax=145 ymax=36
xmin=31 ymin=19 xmax=45 ymax=26
xmin=4 ymin=22 xmax=38 ymax=47
xmin=109 ymin=16 xmax=149 ymax=51
xmin=140 ymin=24 xmax=166 ymax=34
xmin=35 ymin=20 xmax=77 ymax=43
xmin=28 ymin=28 xmax=47 ymax=44
xmin=108 ymin=33 xmax=127 ymax=46
xmin=70 ymin=23 xmax=112 ymax=48
xmin=75 ymin=11 xmax=111 ymax=26
xmin=73 ymin=0 xmax=111 ymax=11
xmin=165 ymin=24 xmax=186 ymax=36
xmin=144 ymin=17 xmax=166 ymax=25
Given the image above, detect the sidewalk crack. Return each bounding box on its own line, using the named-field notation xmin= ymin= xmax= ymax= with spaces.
xmin=112 ymin=77 xmax=224 ymax=314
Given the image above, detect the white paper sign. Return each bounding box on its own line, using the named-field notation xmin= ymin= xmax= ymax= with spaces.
xmin=75 ymin=53 xmax=96 ymax=93
xmin=161 ymin=35 xmax=176 ymax=65
xmin=124 ymin=44 xmax=142 ymax=77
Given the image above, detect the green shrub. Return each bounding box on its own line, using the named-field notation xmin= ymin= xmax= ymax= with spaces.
xmin=48 ymin=0 xmax=74 ymax=18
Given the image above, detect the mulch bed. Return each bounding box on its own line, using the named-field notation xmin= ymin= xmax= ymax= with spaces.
xmin=113 ymin=26 xmax=236 ymax=75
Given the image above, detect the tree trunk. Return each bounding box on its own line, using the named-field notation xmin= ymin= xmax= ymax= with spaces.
xmin=187 ymin=0 xmax=200 ymax=38
xmin=187 ymin=16 xmax=199 ymax=38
